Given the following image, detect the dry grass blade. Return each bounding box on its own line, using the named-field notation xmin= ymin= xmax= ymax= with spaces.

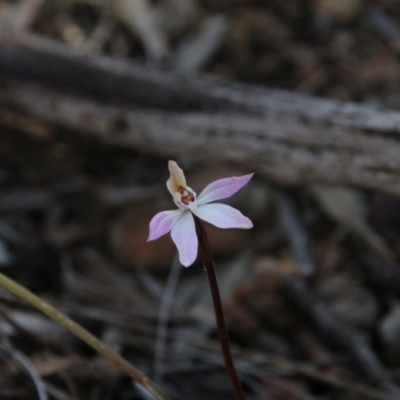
xmin=0 ymin=339 xmax=48 ymax=400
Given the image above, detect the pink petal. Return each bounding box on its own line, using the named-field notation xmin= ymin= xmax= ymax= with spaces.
xmin=148 ymin=210 xmax=182 ymax=241
xmin=171 ymin=211 xmax=198 ymax=267
xmin=193 ymin=203 xmax=253 ymax=229
xmin=197 ymin=173 xmax=254 ymax=205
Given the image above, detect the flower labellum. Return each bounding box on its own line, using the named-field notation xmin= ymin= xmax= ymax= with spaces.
xmin=148 ymin=161 xmax=253 ymax=267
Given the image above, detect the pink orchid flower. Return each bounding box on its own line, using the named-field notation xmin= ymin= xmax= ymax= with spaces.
xmin=148 ymin=160 xmax=253 ymax=267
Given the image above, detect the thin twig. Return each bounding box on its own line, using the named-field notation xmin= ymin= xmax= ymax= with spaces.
xmin=194 ymin=216 xmax=247 ymax=400
xmin=0 ymin=271 xmax=169 ymax=400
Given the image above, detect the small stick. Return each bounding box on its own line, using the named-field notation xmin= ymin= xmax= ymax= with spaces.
xmin=0 ymin=271 xmax=169 ymax=400
xmin=194 ymin=216 xmax=247 ymax=400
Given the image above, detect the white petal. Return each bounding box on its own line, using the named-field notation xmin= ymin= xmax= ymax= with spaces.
xmin=197 ymin=173 xmax=253 ymax=205
xmin=171 ymin=211 xmax=198 ymax=267
xmin=193 ymin=203 xmax=253 ymax=229
xmin=148 ymin=210 xmax=183 ymax=241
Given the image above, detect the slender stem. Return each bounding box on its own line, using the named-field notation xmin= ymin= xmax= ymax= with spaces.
xmin=0 ymin=271 xmax=169 ymax=400
xmin=194 ymin=216 xmax=247 ymax=400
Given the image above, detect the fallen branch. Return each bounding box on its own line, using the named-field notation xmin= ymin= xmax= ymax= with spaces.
xmin=2 ymin=33 xmax=400 ymax=195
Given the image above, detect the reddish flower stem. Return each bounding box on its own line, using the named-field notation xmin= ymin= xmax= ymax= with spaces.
xmin=194 ymin=216 xmax=247 ymax=400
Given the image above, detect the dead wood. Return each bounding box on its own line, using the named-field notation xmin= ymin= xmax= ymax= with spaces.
xmin=2 ymin=33 xmax=400 ymax=195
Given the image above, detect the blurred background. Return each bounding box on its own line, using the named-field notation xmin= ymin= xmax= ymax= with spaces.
xmin=1 ymin=0 xmax=400 ymax=399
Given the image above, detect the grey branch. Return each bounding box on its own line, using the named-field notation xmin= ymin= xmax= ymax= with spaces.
xmin=1 ymin=33 xmax=400 ymax=195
